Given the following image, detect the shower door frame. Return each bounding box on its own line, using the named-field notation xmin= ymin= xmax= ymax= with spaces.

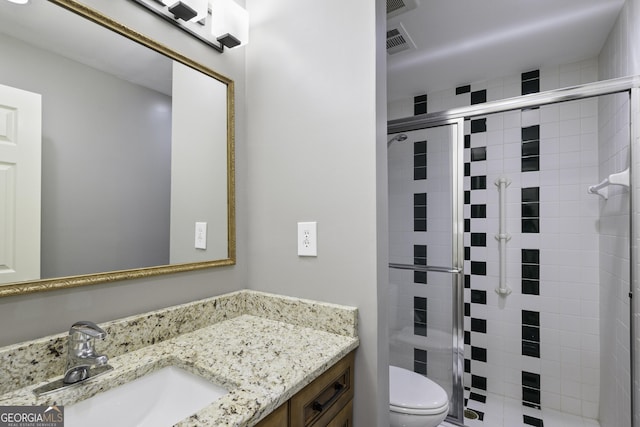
xmin=389 ymin=118 xmax=466 ymax=423
xmin=389 ymin=75 xmax=640 ymax=427
xmin=631 ymin=86 xmax=639 ymax=427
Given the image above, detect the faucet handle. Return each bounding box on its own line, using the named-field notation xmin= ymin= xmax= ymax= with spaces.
xmin=69 ymin=320 xmax=106 ymax=340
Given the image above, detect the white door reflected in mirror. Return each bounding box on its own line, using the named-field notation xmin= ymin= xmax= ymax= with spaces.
xmin=0 ymin=84 xmax=41 ymax=285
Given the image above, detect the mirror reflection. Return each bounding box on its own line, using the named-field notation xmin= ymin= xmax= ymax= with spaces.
xmin=0 ymin=0 xmax=234 ymax=291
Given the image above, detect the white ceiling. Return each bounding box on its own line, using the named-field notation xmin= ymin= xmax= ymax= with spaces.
xmin=387 ymin=0 xmax=626 ymax=102
xmin=2 ymin=1 xmax=626 ymax=103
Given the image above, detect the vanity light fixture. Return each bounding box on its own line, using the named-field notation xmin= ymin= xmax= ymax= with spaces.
xmin=168 ymin=2 xmax=198 ymax=21
xmin=129 ymin=0 xmax=248 ymax=53
xmin=210 ymin=0 xmax=249 ymax=48
xmin=5 ymin=0 xmax=29 ymax=4
xmin=160 ymin=0 xmax=208 ymax=22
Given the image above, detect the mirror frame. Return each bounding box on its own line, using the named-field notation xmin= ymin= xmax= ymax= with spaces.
xmin=0 ymin=0 xmax=236 ymax=298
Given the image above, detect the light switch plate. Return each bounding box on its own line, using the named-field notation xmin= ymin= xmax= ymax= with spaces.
xmin=297 ymin=222 xmax=317 ymax=256
xmin=195 ymin=222 xmax=207 ymax=249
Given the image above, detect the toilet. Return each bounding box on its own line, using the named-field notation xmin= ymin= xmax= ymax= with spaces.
xmin=389 ymin=366 xmax=449 ymax=427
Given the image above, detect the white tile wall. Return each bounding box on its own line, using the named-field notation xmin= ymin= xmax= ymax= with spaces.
xmin=596 ymin=90 xmax=631 ymax=427
xmin=598 ymin=0 xmax=639 ymax=425
xmin=388 ymin=57 xmax=636 ymax=425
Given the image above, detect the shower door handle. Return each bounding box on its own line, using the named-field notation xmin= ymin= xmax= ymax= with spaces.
xmin=389 ymin=263 xmax=462 ymax=274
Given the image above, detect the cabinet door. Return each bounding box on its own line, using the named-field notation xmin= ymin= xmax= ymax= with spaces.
xmin=326 ymin=399 xmax=353 ymax=427
xmin=256 ymin=402 xmax=288 ymax=427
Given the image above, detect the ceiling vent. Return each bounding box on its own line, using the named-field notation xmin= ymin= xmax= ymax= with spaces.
xmin=387 ymin=23 xmax=416 ymax=55
xmin=387 ymin=0 xmax=419 ymax=19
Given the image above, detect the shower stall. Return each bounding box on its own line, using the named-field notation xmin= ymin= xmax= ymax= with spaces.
xmin=387 ymin=76 xmax=639 ymax=427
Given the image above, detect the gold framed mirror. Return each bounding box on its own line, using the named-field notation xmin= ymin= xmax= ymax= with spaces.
xmin=0 ymin=0 xmax=235 ymax=297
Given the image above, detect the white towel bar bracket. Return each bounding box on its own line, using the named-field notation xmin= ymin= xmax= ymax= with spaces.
xmin=495 ymin=287 xmax=512 ymax=296
xmin=588 ymin=168 xmax=629 ymax=200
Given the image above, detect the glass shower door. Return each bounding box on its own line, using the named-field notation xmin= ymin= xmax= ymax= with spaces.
xmin=387 ymin=119 xmax=464 ymax=424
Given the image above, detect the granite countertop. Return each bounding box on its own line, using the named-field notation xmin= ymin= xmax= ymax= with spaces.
xmin=0 ymin=290 xmax=359 ymax=426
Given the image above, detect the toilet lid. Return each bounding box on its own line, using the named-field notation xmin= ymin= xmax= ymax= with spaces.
xmin=389 ymin=366 xmax=449 ymax=411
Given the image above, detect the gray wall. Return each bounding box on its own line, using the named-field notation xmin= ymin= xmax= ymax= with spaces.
xmin=245 ymin=0 xmax=388 ymax=425
xmin=0 ymin=33 xmax=172 ymax=278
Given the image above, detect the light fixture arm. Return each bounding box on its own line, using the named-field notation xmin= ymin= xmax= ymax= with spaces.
xmin=128 ymin=0 xmax=226 ymax=53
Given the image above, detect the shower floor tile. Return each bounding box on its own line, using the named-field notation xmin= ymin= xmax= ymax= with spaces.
xmin=439 ymin=390 xmax=601 ymax=427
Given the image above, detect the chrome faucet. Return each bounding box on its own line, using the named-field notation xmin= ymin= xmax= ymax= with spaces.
xmin=63 ymin=321 xmax=109 ymax=384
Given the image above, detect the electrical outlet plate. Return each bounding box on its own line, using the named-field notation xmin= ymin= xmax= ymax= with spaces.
xmin=297 ymin=222 xmax=317 ymax=257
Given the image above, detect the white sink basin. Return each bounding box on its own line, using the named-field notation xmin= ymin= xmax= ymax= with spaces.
xmin=65 ymin=366 xmax=228 ymax=427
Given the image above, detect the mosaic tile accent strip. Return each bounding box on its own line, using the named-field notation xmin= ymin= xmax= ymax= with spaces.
xmin=522 ymin=371 xmax=542 ymax=409
xmin=471 ymin=233 xmax=487 ymax=246
xmin=522 ymin=125 xmax=540 ymax=172
xmin=471 ymin=147 xmax=487 ymax=161
xmin=471 ymin=176 xmax=487 ymax=190
xmin=522 ymin=249 xmax=540 ymax=295
xmin=414 ymin=348 xmax=427 ymax=375
xmin=522 ymin=310 xmax=540 ymax=358
xmin=414 ymin=296 xmax=427 ymax=336
xmin=471 ymin=119 xmax=487 ymax=134
xmin=414 ymin=192 xmax=427 ymax=232
xmin=471 ymin=318 xmax=487 ymax=333
xmin=524 ymin=414 xmax=544 ymax=427
xmin=463 ymin=113 xmax=490 ymax=412
xmin=414 ymin=244 xmax=427 ymax=284
xmin=414 ymin=94 xmax=427 ymax=115
xmin=522 ymin=187 xmax=540 ymax=233
xmin=471 ymin=90 xmax=487 ymax=105
xmin=471 ymin=204 xmax=487 ymax=218
xmin=522 ymin=69 xmax=540 ymax=95
xmin=456 ymin=85 xmax=471 ymax=95
xmin=414 ymin=140 xmax=427 ymax=180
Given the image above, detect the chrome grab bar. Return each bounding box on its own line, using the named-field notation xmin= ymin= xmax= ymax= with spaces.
xmin=389 ymin=263 xmax=462 ymax=274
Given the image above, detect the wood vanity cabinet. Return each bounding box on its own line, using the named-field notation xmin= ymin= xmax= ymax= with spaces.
xmin=256 ymin=402 xmax=289 ymax=427
xmin=256 ymin=351 xmax=355 ymax=427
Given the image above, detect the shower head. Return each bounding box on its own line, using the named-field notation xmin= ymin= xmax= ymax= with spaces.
xmin=387 ymin=133 xmax=408 ymax=147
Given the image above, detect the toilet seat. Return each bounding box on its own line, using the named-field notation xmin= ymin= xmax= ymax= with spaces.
xmin=389 ymin=403 xmax=448 ymax=416
xmin=389 ymin=366 xmax=449 ymax=415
